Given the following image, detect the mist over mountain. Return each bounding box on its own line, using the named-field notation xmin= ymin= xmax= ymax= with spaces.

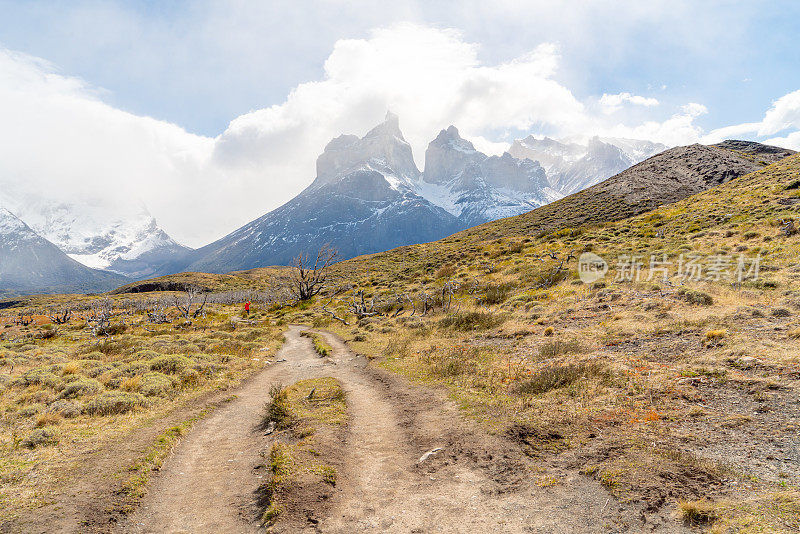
xmin=0 ymin=191 xmax=192 ymax=280
xmin=0 ymin=207 xmax=125 ymax=295
xmin=508 ymin=135 xmax=667 ymax=194
xmin=179 ymin=114 xmax=568 ymax=273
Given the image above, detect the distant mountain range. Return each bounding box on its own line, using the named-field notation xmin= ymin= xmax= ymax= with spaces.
xmin=0 ymin=208 xmax=125 ymax=296
xmin=179 ymin=113 xmax=666 ymax=274
xmin=2 ymin=111 xmax=794 ymax=295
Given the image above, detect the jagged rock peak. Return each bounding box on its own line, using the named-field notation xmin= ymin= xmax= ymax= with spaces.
xmin=364 ymin=110 xmax=405 ymax=141
xmin=314 ymin=112 xmax=420 ymax=186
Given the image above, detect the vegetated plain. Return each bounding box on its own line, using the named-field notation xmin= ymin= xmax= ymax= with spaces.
xmin=0 ymin=153 xmax=799 ymax=532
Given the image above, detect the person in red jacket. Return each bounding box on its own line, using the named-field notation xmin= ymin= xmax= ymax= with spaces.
xmin=245 ymin=301 xmax=251 ymax=315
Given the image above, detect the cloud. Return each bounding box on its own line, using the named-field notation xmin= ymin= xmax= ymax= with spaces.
xmin=599 ymin=92 xmax=659 ymax=113
xmin=702 ymin=90 xmax=800 ymax=149
xmin=2 ymin=23 xmax=782 ymax=247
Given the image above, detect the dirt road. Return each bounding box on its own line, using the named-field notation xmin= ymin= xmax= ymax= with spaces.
xmin=118 ymin=326 xmax=687 ymax=533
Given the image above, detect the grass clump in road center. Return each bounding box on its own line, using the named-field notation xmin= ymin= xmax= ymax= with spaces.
xmin=259 ymin=377 xmax=346 ymax=529
xmin=300 ymin=331 xmax=333 ymax=357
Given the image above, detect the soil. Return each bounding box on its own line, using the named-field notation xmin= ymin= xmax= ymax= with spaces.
xmin=112 ymin=326 xmax=689 ymax=533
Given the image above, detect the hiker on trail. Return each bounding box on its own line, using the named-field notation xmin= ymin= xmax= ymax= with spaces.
xmin=245 ymin=301 xmax=251 ymax=315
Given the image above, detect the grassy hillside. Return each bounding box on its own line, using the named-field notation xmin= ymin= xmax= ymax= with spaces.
xmin=1 ymin=152 xmax=798 ymax=531
xmin=281 ymin=152 xmax=800 ymax=531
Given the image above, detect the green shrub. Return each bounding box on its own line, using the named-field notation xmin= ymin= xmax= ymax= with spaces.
xmin=84 ymin=391 xmax=149 ymax=416
xmin=22 ymin=428 xmax=59 ymax=449
xmin=115 ymin=361 xmax=150 ymax=378
xmin=139 ymin=372 xmax=175 ymax=397
xmin=515 ymin=362 xmax=608 ymax=396
xmin=678 ymin=289 xmax=714 ymax=306
xmin=150 ymin=354 xmax=192 ymax=374
xmin=46 ymin=400 xmax=82 ymax=418
xmin=57 ymin=377 xmax=103 ymax=399
xmin=262 ymin=384 xmax=292 ymax=429
xmin=438 ymin=312 xmax=504 ymax=331
xmin=16 ymin=368 xmax=61 ymax=389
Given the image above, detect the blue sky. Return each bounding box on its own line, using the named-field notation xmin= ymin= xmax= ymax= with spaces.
xmin=1 ymin=0 xmax=797 ymax=136
xmin=0 ymin=0 xmax=798 ymax=245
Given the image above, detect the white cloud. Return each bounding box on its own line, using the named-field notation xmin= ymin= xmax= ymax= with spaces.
xmin=702 ymin=90 xmax=800 ymax=149
xmin=2 ymin=24 xmax=775 ymax=247
xmin=599 ymin=92 xmax=659 ymax=113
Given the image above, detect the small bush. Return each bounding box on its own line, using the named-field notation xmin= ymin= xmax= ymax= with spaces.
xmin=543 ymin=326 xmax=554 ymax=337
xmin=95 ymin=323 xmax=127 ymax=336
xmin=84 ymin=391 xmax=149 ymax=416
xmin=435 ymin=264 xmax=457 ymax=278
xmin=46 ymin=400 xmax=81 ymax=418
xmin=678 ymin=499 xmax=718 ymax=524
xmin=704 ymin=330 xmax=727 ymax=345
xmin=35 ymin=412 xmax=62 ymax=427
xmin=139 ymin=372 xmax=174 ymax=397
xmin=679 ymin=289 xmax=714 ymax=306
xmin=57 ymin=377 xmax=103 ymax=399
xmin=22 ymin=428 xmax=59 ymax=449
xmin=438 ymin=312 xmax=504 ymax=331
xmin=538 ymin=339 xmax=583 ymax=359
xmin=515 ymin=362 xmax=608 ymax=396
xmin=179 ymin=368 xmax=201 ymax=388
xmin=263 ymin=384 xmax=293 ymax=429
xmin=150 ymin=354 xmax=192 ymax=374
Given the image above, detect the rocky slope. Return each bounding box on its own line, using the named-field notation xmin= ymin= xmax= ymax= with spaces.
xmin=0 ymin=208 xmax=125 ymax=295
xmin=460 ymin=141 xmax=793 ymax=241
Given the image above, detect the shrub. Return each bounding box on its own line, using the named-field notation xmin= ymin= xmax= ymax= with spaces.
xmin=543 ymin=326 xmax=554 ymax=337
xmin=84 ymin=392 xmax=149 ymax=416
xmin=58 ymin=377 xmax=103 ymax=399
xmin=17 ymin=368 xmax=61 ymax=389
xmin=785 ymin=179 xmax=800 ymax=190
xmin=678 ymin=500 xmax=718 ymax=524
xmin=95 ymin=323 xmax=127 ymax=336
xmin=35 ymin=412 xmax=62 ymax=427
xmin=115 ymin=361 xmax=150 ymax=378
xmin=262 ymin=384 xmax=292 ymax=429
xmin=179 ymin=368 xmax=201 ymax=388
xmin=704 ymin=330 xmax=727 ymax=343
xmin=515 ymin=362 xmax=608 ymax=396
xmin=477 ymin=283 xmax=515 ymax=306
xmin=679 ymin=289 xmax=714 ymax=306
xmin=538 ymin=339 xmax=584 ymax=359
xmin=22 ymin=428 xmax=59 ymax=449
xmin=435 ymin=264 xmax=457 ymax=278
xmin=139 ymin=372 xmax=174 ymax=397
xmin=150 ymin=354 xmax=192 ymax=374
xmin=120 ymin=376 xmax=141 ymax=392
xmin=438 ymin=312 xmax=504 ymax=331
xmin=46 ymin=400 xmax=82 ymax=418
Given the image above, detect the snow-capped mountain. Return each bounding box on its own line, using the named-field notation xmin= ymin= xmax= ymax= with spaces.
xmin=419 ymin=126 xmax=561 ymax=226
xmin=0 ymin=207 xmax=125 ymax=295
xmin=181 ymin=114 xmax=571 ymax=273
xmin=508 ymin=135 xmax=667 ymax=194
xmin=0 ymin=193 xmax=192 ymax=279
xmin=183 ymin=112 xmax=462 ymax=272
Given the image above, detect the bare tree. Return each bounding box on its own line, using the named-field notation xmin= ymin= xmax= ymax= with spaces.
xmin=174 ymin=286 xmax=208 ymax=321
xmin=48 ymin=307 xmax=72 ymax=325
xmin=291 ymin=245 xmax=338 ymax=301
